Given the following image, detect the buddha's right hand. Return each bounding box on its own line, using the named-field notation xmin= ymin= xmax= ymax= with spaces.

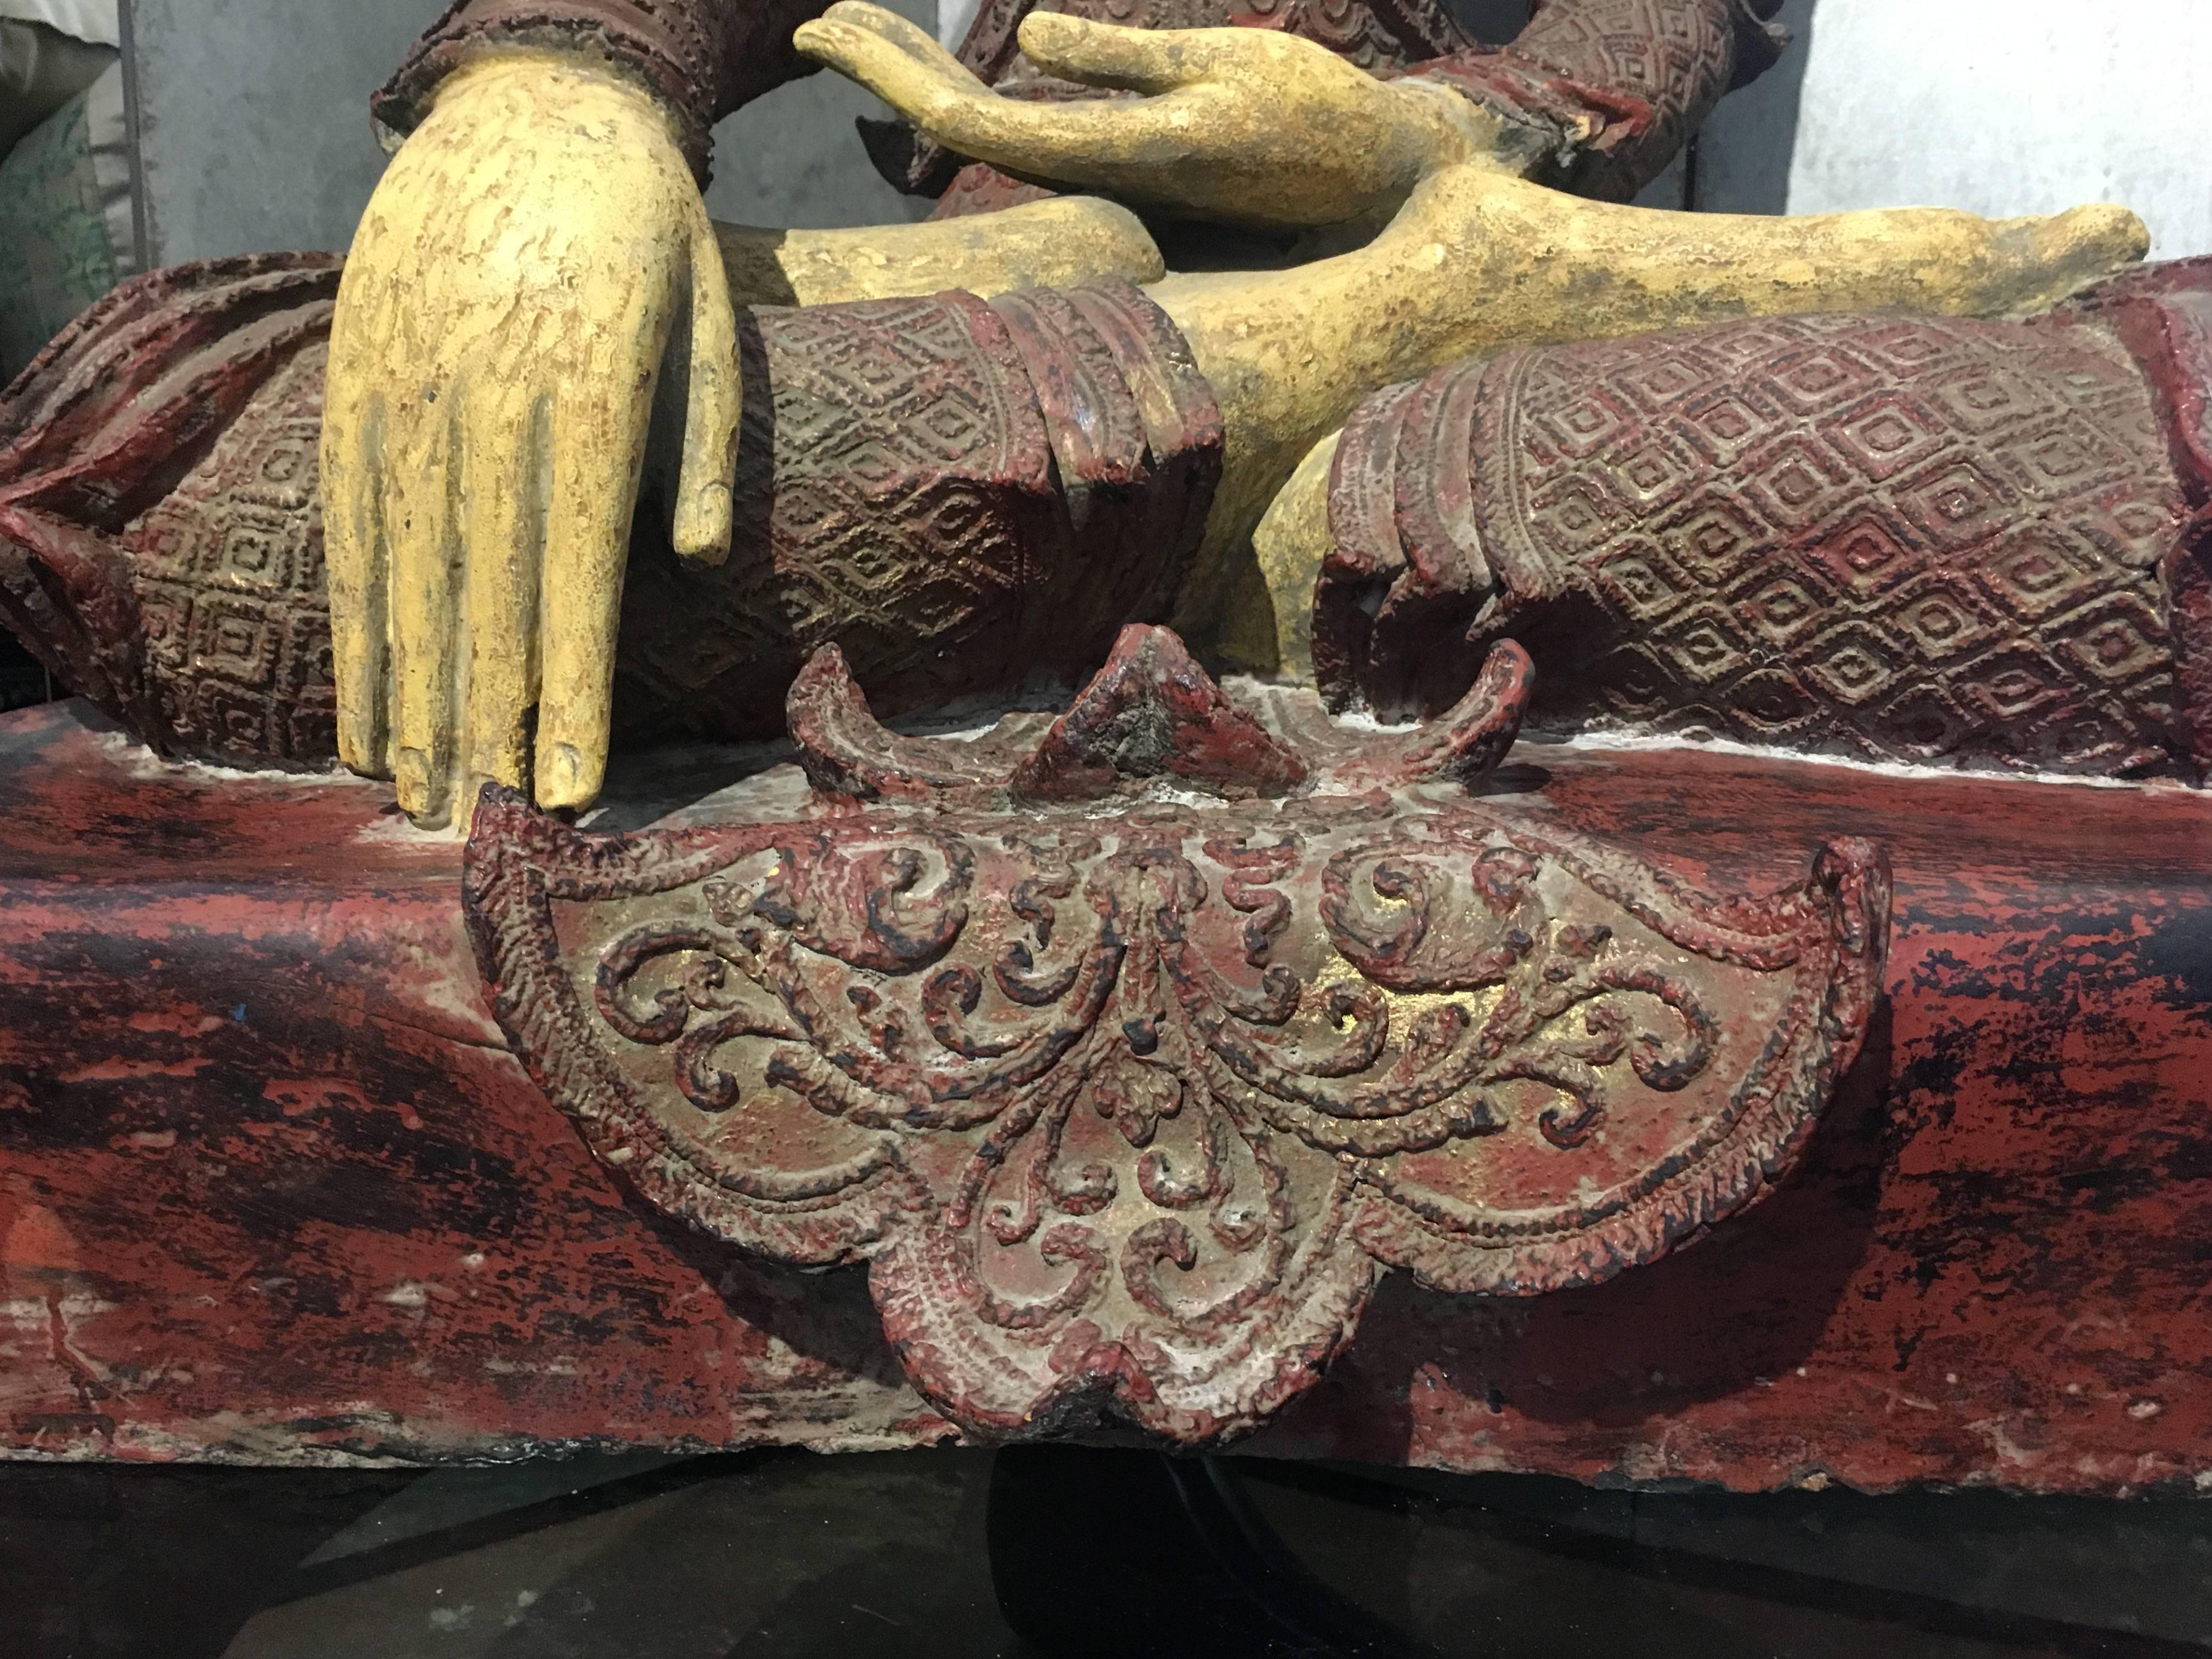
xmin=794 ymin=3 xmax=1510 ymax=229
xmin=322 ymin=51 xmax=739 ymax=829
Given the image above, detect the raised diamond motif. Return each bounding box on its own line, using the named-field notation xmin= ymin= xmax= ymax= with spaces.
xmin=1742 ymin=434 xmax=1851 ymax=531
xmin=1972 ymin=527 xmax=2102 ymax=621
xmin=1659 ymin=493 xmax=1771 ymax=586
xmin=1582 ymin=642 xmax=1674 ymax=715
xmin=1655 ymin=603 xmax=1756 ymax=686
xmin=1725 ymin=667 xmax=1821 ymax=733
xmin=1801 ymin=620 xmax=1906 ymax=708
xmin=1764 ymin=347 xmax=1879 ymax=414
xmin=2055 ymin=592 xmax=2170 ymax=684
xmin=1898 ymin=456 xmax=2017 ymax=551
xmin=1530 ymin=471 xmax=1629 ymax=552
xmin=1681 ymin=392 xmax=1768 ymax=461
xmin=1732 ymin=567 xmax=1833 ymax=648
xmin=1831 ymin=395 xmax=1947 ymax=483
xmin=1852 ymin=321 xmax=1962 ymax=373
xmin=1890 ymin=578 xmax=1992 ymax=661
xmin=1594 ymin=543 xmax=1692 ymax=623
xmin=1808 ymin=513 xmax=1921 ymax=599
xmin=1924 ymin=366 xmax=2040 ymax=436
xmin=1536 ymin=387 xmax=1635 ymax=459
xmin=1871 ymin=683 xmax=1971 ymax=760
xmin=1954 ymin=642 xmax=2069 ymax=721
xmin=1612 ymin=436 xmax=1697 ymax=509
xmin=1618 ymin=352 xmax=1706 ymax=409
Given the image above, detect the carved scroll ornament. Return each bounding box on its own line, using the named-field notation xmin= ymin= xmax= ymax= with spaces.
xmin=465 ymin=627 xmax=1890 ymax=1443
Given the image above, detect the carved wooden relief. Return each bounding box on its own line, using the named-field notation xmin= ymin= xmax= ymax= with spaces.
xmin=0 ymin=255 xmax=342 ymax=767
xmin=465 ymin=628 xmax=1890 ymax=1442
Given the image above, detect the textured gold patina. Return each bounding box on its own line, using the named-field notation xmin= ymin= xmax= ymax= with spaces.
xmin=714 ymin=197 xmax=1165 ymax=309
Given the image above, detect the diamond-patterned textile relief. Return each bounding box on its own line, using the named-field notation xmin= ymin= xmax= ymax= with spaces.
xmin=128 ymin=348 xmax=336 ymax=765
xmin=0 ymin=260 xmax=1220 ymax=772
xmin=614 ymin=280 xmax=1221 ymax=745
xmin=0 ymin=254 xmax=344 ymax=770
xmin=1319 ymin=308 xmax=2192 ymax=777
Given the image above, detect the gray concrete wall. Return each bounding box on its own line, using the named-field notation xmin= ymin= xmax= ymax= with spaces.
xmin=127 ymin=0 xmax=433 ymax=264
xmin=698 ymin=0 xmax=935 ymax=229
xmin=126 ymin=0 xmax=943 ymax=264
xmin=1696 ymin=0 xmax=2212 ymax=259
xmin=120 ymin=0 xmax=2212 ymax=264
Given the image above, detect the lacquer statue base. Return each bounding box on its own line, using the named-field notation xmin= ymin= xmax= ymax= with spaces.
xmin=2 ymin=697 xmax=2207 ymax=1493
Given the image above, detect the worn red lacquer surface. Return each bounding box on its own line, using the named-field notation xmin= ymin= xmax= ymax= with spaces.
xmin=2 ymin=699 xmax=2207 ymax=1492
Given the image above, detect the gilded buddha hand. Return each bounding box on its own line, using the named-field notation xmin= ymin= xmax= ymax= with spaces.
xmin=322 ymin=52 xmax=741 ymax=828
xmin=792 ymin=3 xmax=1517 ymax=229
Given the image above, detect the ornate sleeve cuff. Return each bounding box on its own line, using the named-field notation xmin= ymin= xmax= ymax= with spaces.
xmin=372 ymin=0 xmax=828 ymax=188
xmin=1400 ymin=0 xmax=1789 ymax=203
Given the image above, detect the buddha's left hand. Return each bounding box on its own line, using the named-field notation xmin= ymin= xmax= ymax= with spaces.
xmin=323 ymin=52 xmax=740 ymax=828
xmin=794 ymin=3 xmax=1511 ymax=229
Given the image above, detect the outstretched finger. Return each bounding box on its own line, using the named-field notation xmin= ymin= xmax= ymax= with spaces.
xmin=535 ymin=383 xmax=652 ymax=814
xmin=817 ymin=1 xmax=992 ymax=94
xmin=321 ymin=280 xmax=391 ymax=781
xmin=799 ymin=18 xmax=1188 ymax=195
xmin=1015 ymin=12 xmax=1221 ymax=94
xmin=457 ymin=381 xmax=547 ymax=808
xmin=793 ymin=15 xmax=970 ymax=125
xmin=383 ymin=389 xmax=461 ymax=826
xmin=670 ymin=198 xmax=741 ymax=566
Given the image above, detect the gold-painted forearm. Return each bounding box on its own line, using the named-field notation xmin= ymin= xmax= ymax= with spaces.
xmin=1244 ymin=431 xmax=1340 ymax=682
xmin=713 ymin=196 xmax=1166 ymax=307
xmin=1158 ymin=166 xmax=2152 ymax=652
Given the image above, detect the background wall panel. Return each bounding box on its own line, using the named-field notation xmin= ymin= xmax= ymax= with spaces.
xmin=1696 ymin=0 xmax=2211 ymax=259
xmin=125 ymin=0 xmax=943 ymax=264
xmin=110 ymin=1 xmax=2212 ymax=274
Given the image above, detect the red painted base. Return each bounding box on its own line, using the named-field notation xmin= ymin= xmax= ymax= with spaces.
xmin=2 ymin=701 xmax=2207 ymax=1492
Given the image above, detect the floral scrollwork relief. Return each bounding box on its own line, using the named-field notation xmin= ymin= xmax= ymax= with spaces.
xmin=465 ymin=628 xmax=1889 ymax=1442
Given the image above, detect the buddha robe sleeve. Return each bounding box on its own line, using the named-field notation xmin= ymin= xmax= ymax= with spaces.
xmin=1312 ymin=260 xmax=2212 ymax=782
xmin=0 ymin=258 xmax=1222 ymax=769
xmin=1400 ymin=0 xmax=1791 ymax=202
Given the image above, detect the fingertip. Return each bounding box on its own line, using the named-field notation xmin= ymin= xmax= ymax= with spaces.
xmin=325 ymin=386 xmax=392 ymax=783
xmin=1016 ymin=10 xmax=1190 ymax=93
xmin=794 ymin=15 xmax=872 ymax=62
xmin=673 ymin=479 xmax=733 ymax=565
xmin=1018 ymin=11 xmax=1131 ymax=56
xmin=793 ymin=16 xmax=869 ymax=70
xmin=1017 ymin=9 xmax=1082 ymax=47
xmin=678 ymin=229 xmax=740 ymax=565
xmin=393 ymin=744 xmax=451 ymax=829
xmin=336 ymin=719 xmax=380 ymax=780
xmin=2094 ymin=204 xmax=2152 ymax=263
xmin=1015 ymin=8 xmax=1085 ymax=66
xmin=535 ymin=737 xmax=603 ymax=812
